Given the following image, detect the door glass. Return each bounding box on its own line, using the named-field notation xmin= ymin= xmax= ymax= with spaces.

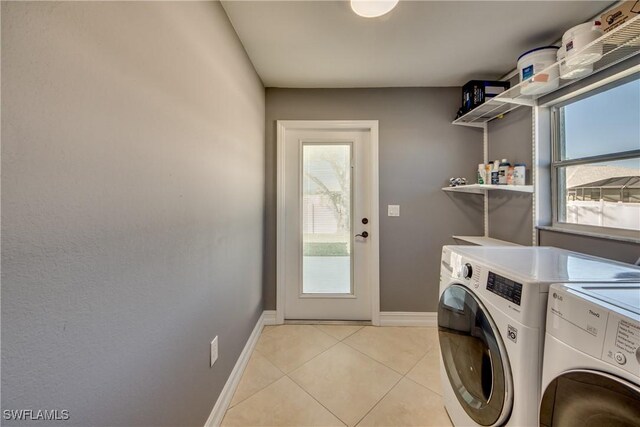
xmin=302 ymin=143 xmax=352 ymax=294
xmin=438 ymin=285 xmax=509 ymax=426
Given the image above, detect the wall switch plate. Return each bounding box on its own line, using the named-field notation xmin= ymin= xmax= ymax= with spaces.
xmin=388 ymin=205 xmax=400 ymax=217
xmin=210 ymin=336 xmax=218 ymax=367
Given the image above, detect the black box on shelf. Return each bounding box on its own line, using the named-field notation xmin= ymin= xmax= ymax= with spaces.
xmin=461 ymin=80 xmax=511 ymax=114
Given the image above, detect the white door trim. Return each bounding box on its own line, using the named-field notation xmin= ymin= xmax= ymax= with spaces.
xmin=276 ymin=120 xmax=380 ymax=325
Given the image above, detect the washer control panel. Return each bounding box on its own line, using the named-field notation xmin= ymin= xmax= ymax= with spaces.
xmin=462 ymin=263 xmax=473 ymax=279
xmin=486 ymin=271 xmax=523 ymax=306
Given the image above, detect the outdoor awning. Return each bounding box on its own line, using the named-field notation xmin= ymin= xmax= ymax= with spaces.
xmin=569 ymin=175 xmax=640 ymax=190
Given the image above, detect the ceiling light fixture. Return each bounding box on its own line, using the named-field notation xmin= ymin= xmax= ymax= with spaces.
xmin=351 ymin=0 xmax=399 ymax=18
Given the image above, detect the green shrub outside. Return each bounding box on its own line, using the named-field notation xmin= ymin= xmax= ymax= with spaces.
xmin=303 ymin=242 xmax=349 ymax=256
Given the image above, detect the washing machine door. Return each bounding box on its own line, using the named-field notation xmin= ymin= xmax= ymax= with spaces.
xmin=540 ymin=370 xmax=640 ymax=427
xmin=438 ymin=284 xmax=512 ymax=426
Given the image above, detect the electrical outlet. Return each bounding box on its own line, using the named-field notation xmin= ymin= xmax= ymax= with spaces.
xmin=388 ymin=205 xmax=400 ymax=217
xmin=210 ymin=336 xmax=218 ymax=367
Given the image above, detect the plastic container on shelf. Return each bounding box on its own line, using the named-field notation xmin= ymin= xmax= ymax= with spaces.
xmin=557 ymin=45 xmax=593 ymax=80
xmin=477 ymin=163 xmax=486 ymax=184
xmin=498 ymin=159 xmax=510 ymax=185
xmin=514 ymin=164 xmax=526 ymax=186
xmin=517 ymin=46 xmax=560 ymax=95
xmin=562 ymin=21 xmax=604 ymax=67
xmin=461 ymin=80 xmax=511 ymax=114
xmin=507 ymin=166 xmax=515 ymax=185
xmin=491 ymin=161 xmax=500 ymax=185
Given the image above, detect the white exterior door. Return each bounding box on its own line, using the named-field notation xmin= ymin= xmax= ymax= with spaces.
xmin=277 ymin=121 xmax=379 ymax=321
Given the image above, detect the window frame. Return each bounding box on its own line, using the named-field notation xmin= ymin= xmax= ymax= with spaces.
xmin=550 ymin=73 xmax=640 ymax=241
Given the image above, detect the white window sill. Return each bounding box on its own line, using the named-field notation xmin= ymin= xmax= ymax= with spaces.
xmin=537 ymin=225 xmax=640 ymax=245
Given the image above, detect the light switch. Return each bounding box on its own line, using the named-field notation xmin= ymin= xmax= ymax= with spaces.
xmin=388 ymin=205 xmax=400 ymax=217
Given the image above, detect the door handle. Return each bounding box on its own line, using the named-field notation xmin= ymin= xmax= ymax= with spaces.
xmin=355 ymin=231 xmax=369 ymax=238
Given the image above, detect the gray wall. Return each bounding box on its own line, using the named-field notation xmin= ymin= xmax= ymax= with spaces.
xmin=487 ymin=107 xmax=534 ymax=246
xmin=539 ymin=230 xmax=640 ymax=264
xmin=265 ymin=88 xmax=484 ymax=313
xmin=2 ymin=3 xmax=264 ymax=426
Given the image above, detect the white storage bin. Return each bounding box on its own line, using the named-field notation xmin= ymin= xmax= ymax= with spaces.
xmin=562 ymin=21 xmax=604 ymax=66
xmin=557 ymin=45 xmax=593 ymax=80
xmin=517 ymin=46 xmax=560 ymax=95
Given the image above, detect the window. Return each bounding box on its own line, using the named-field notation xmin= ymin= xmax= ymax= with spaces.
xmin=552 ymin=75 xmax=640 ymax=238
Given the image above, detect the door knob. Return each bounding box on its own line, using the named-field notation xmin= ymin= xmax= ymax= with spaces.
xmin=356 ymin=231 xmax=369 ymax=238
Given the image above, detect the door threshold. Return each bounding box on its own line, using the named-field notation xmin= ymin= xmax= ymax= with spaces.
xmin=284 ymin=319 xmax=372 ymax=326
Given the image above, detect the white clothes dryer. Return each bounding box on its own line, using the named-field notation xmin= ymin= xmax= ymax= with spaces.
xmin=438 ymin=245 xmax=640 ymax=427
xmin=540 ymin=282 xmax=640 ymax=427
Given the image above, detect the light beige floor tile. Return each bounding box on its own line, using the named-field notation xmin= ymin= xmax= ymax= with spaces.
xmin=229 ymin=351 xmax=284 ymax=407
xmin=313 ymin=325 xmax=363 ymax=341
xmin=406 ymin=348 xmax=443 ymax=396
xmin=262 ymin=325 xmax=278 ymax=335
xmin=290 ymin=343 xmax=401 ymax=426
xmin=222 ymin=376 xmax=345 ymax=426
xmin=357 ymin=378 xmax=452 ymax=427
xmin=344 ymin=327 xmax=438 ymax=374
xmin=255 ymin=325 xmax=338 ymax=373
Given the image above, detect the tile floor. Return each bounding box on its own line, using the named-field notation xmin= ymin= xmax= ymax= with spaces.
xmin=222 ymin=325 xmax=452 ymax=426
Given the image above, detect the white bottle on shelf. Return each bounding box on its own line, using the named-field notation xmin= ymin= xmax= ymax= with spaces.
xmin=477 ymin=163 xmax=485 ymax=184
xmin=514 ymin=163 xmax=526 ymax=186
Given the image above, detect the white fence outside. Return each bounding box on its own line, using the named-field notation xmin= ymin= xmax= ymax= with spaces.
xmin=566 ymin=200 xmax=640 ymax=230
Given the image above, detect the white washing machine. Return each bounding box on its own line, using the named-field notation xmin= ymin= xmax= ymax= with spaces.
xmin=540 ymin=282 xmax=640 ymax=427
xmin=437 ymin=245 xmax=640 ymax=427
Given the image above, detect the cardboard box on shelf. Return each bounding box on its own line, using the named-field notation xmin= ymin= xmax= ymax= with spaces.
xmin=601 ymin=1 xmax=640 ymax=33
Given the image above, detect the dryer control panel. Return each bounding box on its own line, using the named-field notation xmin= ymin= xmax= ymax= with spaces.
xmin=547 ymin=284 xmax=640 ymax=377
xmin=602 ymin=311 xmax=640 ymax=375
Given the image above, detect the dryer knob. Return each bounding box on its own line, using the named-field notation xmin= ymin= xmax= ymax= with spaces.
xmin=462 ymin=263 xmax=473 ymax=279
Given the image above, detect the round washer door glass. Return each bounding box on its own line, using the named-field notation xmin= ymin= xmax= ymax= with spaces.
xmin=540 ymin=370 xmax=640 ymax=427
xmin=438 ymin=284 xmax=511 ymax=426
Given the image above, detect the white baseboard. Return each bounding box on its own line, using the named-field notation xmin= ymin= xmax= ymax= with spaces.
xmin=379 ymin=311 xmax=437 ymax=327
xmin=263 ymin=310 xmax=277 ymax=325
xmin=204 ymin=311 xmax=265 ymax=427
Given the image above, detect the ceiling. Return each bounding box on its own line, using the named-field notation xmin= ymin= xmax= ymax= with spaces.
xmin=221 ymin=1 xmax=613 ymax=88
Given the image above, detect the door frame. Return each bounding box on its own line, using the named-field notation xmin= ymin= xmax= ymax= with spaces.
xmin=276 ymin=120 xmax=380 ymax=325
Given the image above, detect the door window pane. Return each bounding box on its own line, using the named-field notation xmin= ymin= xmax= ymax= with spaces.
xmin=302 ymin=144 xmax=352 ymax=294
xmin=559 ymin=158 xmax=640 ymax=231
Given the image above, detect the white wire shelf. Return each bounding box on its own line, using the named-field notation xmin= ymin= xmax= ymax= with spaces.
xmin=442 ymin=184 xmax=534 ymax=194
xmin=453 ymin=15 xmax=640 ymax=127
